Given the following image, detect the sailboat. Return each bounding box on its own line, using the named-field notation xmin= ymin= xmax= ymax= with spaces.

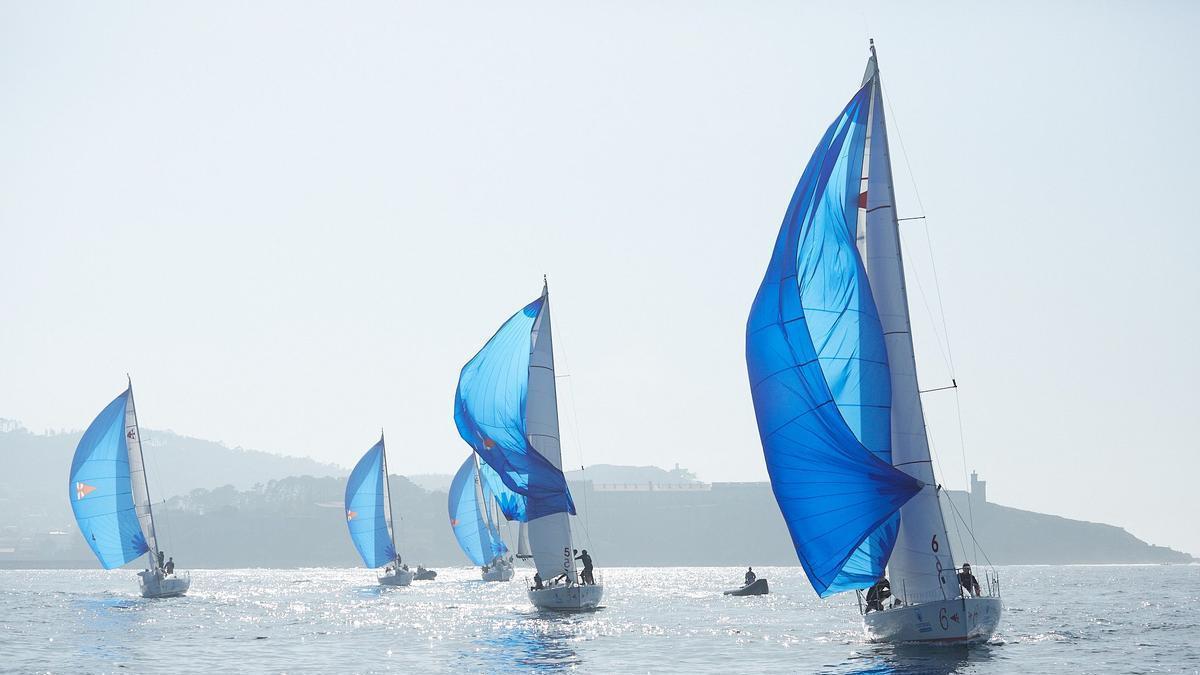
xmin=745 ymin=41 xmax=1001 ymax=643
xmin=69 ymin=379 xmax=191 ymax=598
xmin=345 ymin=432 xmax=413 ymax=586
xmin=448 ymin=453 xmax=514 ymax=581
xmin=454 ymin=280 xmax=603 ymax=611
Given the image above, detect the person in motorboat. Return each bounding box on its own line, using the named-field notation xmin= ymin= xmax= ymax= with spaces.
xmin=575 ymin=549 xmax=594 ymax=584
xmin=958 ymin=562 xmax=981 ymax=597
xmin=164 ymin=557 xmax=175 ymax=575
xmin=864 ymin=577 xmax=891 ymax=612
xmin=744 ymin=567 xmax=756 ymax=585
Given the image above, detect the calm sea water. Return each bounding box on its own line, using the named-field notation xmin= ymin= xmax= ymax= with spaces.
xmin=0 ymin=565 xmax=1196 ymax=674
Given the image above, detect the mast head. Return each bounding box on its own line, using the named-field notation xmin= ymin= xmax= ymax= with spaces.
xmin=862 ymin=39 xmax=879 ymax=85
xmin=542 ymin=274 xmax=549 ymax=296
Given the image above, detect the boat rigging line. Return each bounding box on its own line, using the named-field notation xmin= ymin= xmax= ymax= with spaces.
xmin=882 ymin=80 xmax=981 ymax=564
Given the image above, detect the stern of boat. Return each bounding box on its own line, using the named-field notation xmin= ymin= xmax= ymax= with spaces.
xmin=482 ymin=564 xmax=515 ymax=582
xmin=379 ymin=569 xmax=415 ymax=587
xmin=138 ymin=570 xmax=191 ymax=598
xmin=527 ymin=581 xmax=604 ymax=611
xmin=863 ymin=596 xmax=1001 ymax=644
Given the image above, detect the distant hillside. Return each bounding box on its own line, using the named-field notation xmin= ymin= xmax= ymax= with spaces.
xmin=0 ymin=423 xmax=344 ymax=535
xmin=408 ymin=473 xmax=453 ymax=494
xmin=1 ymin=419 xmax=1191 ymax=569
xmin=942 ymin=490 xmax=1192 ymax=565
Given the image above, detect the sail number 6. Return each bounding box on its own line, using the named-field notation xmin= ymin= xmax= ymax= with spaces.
xmin=931 ymin=535 xmax=939 ymax=553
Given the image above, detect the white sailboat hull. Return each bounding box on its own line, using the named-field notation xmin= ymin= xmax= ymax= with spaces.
xmin=863 ymin=596 xmax=1001 ymax=644
xmin=378 ymin=569 xmax=414 ymax=587
xmin=138 ymin=570 xmax=190 ymax=598
xmin=528 ymin=583 xmax=603 ymax=611
xmin=482 ymin=564 xmax=514 ymax=582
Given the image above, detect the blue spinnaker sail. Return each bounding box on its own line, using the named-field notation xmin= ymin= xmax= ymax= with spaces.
xmin=448 ymin=455 xmax=509 ymax=566
xmin=479 ymin=459 xmax=527 ymax=522
xmin=344 ymin=438 xmax=395 ymax=568
xmin=745 ymin=82 xmax=921 ymax=597
xmin=453 ymin=295 xmax=575 ymax=521
xmin=69 ymin=389 xmax=149 ymax=569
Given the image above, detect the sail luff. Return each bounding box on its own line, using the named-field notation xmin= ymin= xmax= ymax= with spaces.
xmin=378 ymin=432 xmax=398 ymax=564
xmin=123 ymin=381 xmax=159 ymax=563
xmin=862 ymin=54 xmax=960 ymax=603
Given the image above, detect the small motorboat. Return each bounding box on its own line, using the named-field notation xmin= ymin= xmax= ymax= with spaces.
xmin=724 ymin=578 xmax=769 ymax=596
xmin=413 ymin=566 xmax=437 ymax=581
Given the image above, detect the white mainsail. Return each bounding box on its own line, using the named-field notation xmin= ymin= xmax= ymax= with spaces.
xmin=524 ymin=287 xmax=578 ymax=583
xmin=861 ymin=48 xmax=960 ymax=604
xmin=516 ymin=521 xmax=532 ymax=559
xmin=124 ymin=383 xmax=159 ymax=561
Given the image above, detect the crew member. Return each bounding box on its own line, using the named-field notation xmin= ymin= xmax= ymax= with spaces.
xmin=865 ymin=577 xmax=891 ymax=612
xmin=744 ymin=567 xmax=756 ymax=585
xmin=575 ymin=549 xmax=595 ymax=584
xmin=958 ymin=563 xmax=982 ymax=597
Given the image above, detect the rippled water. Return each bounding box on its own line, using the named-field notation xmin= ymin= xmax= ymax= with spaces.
xmin=0 ymin=565 xmax=1196 ymax=673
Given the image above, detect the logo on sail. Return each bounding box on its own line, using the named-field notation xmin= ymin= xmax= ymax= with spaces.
xmin=450 ymin=518 xmax=459 ymax=527
xmin=483 ymin=438 xmax=496 ymax=449
xmin=127 ymin=428 xmax=137 ymax=440
xmin=76 ymin=482 xmax=97 ymax=500
xmin=346 ymin=510 xmax=357 ymax=521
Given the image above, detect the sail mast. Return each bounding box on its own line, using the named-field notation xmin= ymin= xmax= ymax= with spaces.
xmin=124 ymin=376 xmax=160 ymax=566
xmin=860 ymin=42 xmax=959 ymax=602
xmin=378 ymin=430 xmax=398 ymax=564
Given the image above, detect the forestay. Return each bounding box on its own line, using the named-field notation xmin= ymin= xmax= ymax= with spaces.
xmin=69 ymin=389 xmax=150 ymax=569
xmin=745 ymin=81 xmax=921 ymax=597
xmin=344 ymin=437 xmax=396 ymax=569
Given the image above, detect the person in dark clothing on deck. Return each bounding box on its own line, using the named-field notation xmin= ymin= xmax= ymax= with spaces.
xmin=164 ymin=557 xmax=175 ymax=575
xmin=958 ymin=563 xmax=982 ymax=597
xmin=864 ymin=578 xmax=891 ymax=612
xmin=744 ymin=567 xmax=756 ymax=585
xmin=575 ymin=550 xmax=594 ymax=584
xmin=157 ymin=550 xmax=165 ymax=571
xmin=533 ymin=573 xmax=543 ymax=590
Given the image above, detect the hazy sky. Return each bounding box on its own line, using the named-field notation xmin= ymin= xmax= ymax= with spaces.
xmin=3 ymin=1 xmax=1197 ymax=556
